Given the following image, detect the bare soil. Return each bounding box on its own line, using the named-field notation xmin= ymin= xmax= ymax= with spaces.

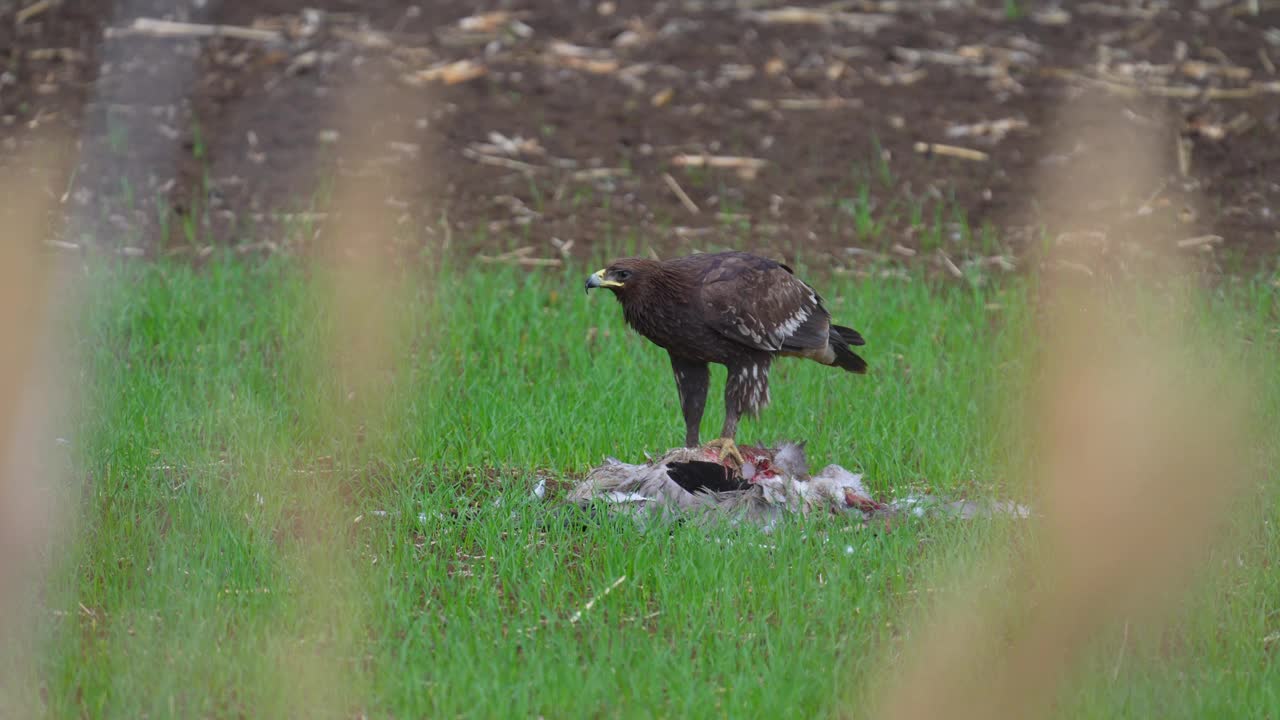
xmin=1 ymin=1 xmax=1278 ymax=274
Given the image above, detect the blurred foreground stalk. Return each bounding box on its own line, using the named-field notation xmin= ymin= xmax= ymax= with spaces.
xmin=871 ymin=96 xmax=1255 ymax=720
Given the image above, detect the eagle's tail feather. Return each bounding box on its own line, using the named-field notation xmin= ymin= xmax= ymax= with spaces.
xmin=828 ymin=327 xmax=868 ymax=374
xmin=831 ymin=324 xmax=865 ymax=347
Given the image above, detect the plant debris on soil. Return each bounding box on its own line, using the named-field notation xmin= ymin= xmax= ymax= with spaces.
xmin=1 ymin=0 xmax=1278 ymax=273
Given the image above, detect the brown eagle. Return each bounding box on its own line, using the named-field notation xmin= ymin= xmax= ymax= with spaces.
xmin=585 ymin=251 xmax=867 ymax=463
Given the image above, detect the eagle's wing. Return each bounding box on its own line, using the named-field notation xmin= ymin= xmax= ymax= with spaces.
xmin=699 ymin=255 xmax=830 ymax=352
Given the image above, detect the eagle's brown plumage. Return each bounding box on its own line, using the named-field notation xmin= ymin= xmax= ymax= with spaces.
xmin=585 ymin=251 xmax=867 ymax=459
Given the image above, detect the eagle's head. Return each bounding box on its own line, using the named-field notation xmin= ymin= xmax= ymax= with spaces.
xmin=584 ymin=258 xmax=658 ymax=298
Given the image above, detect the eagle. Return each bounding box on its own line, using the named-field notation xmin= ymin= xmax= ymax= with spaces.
xmin=585 ymin=251 xmax=867 ymax=464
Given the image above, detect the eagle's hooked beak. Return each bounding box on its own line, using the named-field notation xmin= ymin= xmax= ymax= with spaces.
xmin=585 ymin=268 xmax=624 ymax=293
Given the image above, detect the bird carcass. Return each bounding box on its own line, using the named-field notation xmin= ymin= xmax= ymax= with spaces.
xmin=568 ymin=442 xmax=886 ymax=528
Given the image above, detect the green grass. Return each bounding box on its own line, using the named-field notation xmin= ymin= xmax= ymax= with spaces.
xmin=11 ymin=256 xmax=1280 ymax=717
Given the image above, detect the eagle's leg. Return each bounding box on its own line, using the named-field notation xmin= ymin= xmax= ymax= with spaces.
xmin=670 ymin=354 xmax=710 ymax=447
xmin=713 ymin=358 xmax=771 ymax=466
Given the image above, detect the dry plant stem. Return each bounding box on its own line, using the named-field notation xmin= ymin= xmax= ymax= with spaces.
xmin=569 ymin=576 xmax=627 ymax=623
xmin=461 ymin=147 xmax=542 ymax=174
xmin=15 ymin=0 xmax=57 ymax=24
xmin=662 ymin=172 xmax=701 ymax=214
xmin=0 ymin=146 xmax=61 ymax=717
xmin=276 ymin=80 xmax=429 ymax=715
xmin=105 ymin=18 xmax=284 ymax=43
xmin=913 ymin=142 xmax=990 ymax=162
xmin=670 ymin=154 xmax=768 ymax=180
xmin=403 ymin=60 xmax=489 ymax=86
xmin=874 ymin=94 xmax=1251 ymax=720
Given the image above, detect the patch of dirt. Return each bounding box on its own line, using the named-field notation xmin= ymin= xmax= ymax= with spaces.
xmin=1 ymin=1 xmax=1278 ymax=274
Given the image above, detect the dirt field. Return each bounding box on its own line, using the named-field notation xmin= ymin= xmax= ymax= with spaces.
xmin=1 ymin=1 xmax=1278 ymax=272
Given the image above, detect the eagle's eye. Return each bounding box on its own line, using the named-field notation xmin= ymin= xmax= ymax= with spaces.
xmin=616 ymin=270 xmax=632 ymax=280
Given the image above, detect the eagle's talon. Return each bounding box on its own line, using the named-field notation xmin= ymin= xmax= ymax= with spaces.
xmin=706 ymin=438 xmax=745 ymax=467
